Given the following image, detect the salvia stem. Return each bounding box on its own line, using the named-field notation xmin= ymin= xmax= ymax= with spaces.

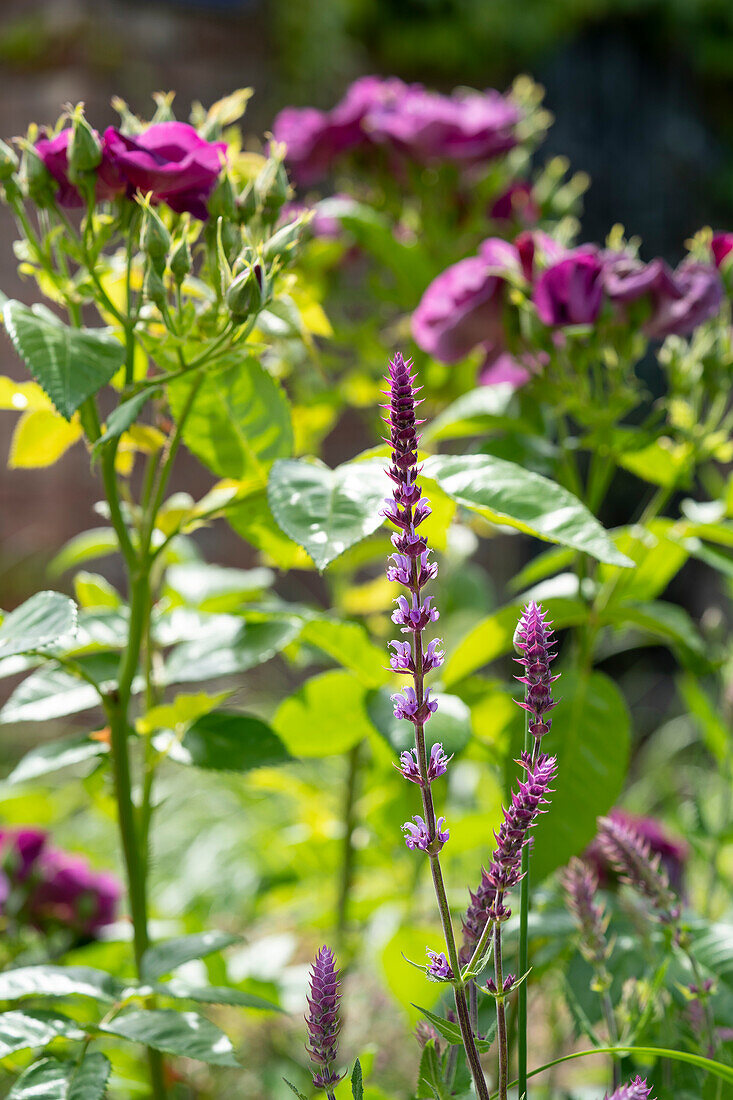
xmin=517 ymin=707 xmax=531 ymax=1100
xmin=493 ymin=918 xmax=509 ymax=1100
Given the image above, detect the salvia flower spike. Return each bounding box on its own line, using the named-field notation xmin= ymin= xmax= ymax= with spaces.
xmin=487 ymin=751 xmax=558 ymax=922
xmin=605 ymin=1077 xmax=654 ymax=1100
xmin=562 ymin=856 xmax=611 ymax=967
xmin=596 ymin=814 xmax=679 ymax=921
xmin=306 ymin=945 xmax=344 ymax=1093
xmin=515 ymin=601 xmax=558 ymax=741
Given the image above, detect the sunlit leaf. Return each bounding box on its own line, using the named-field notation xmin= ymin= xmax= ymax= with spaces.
xmin=7 ymin=734 xmax=108 ymax=785
xmin=164 ymin=614 xmax=301 ymax=684
xmin=300 ymin=617 xmax=388 ymax=688
xmin=0 ymin=592 xmax=77 ymax=660
xmin=9 ymin=410 xmax=82 ymax=468
xmin=100 ymin=1009 xmax=238 ymax=1066
xmin=154 ymin=710 xmax=292 ymax=772
xmin=273 ymin=670 xmax=375 ymax=756
xmin=142 ymin=931 xmax=240 ymax=981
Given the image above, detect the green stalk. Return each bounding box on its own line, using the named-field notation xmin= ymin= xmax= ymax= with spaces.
xmin=336 ymin=741 xmax=361 ymax=937
xmin=493 ymin=919 xmax=509 ymax=1100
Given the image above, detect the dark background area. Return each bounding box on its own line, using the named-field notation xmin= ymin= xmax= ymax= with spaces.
xmin=1 ymin=0 xmax=732 ymax=607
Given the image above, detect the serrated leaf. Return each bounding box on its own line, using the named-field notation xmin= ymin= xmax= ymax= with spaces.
xmin=67 ymin=1053 xmax=110 ymax=1100
xmin=142 ymin=931 xmax=240 ymax=981
xmin=282 ymin=1080 xmax=307 ymax=1100
xmin=157 ymin=979 xmax=282 ymax=1012
xmin=0 ymin=592 xmax=77 ymax=660
xmin=0 ymin=1011 xmax=84 ymax=1058
xmin=422 ymin=454 xmax=632 ymax=567
xmin=415 ymin=1004 xmax=497 ymax=1054
xmin=9 ymin=409 xmax=82 ymax=468
xmin=0 ymin=653 xmax=119 ymax=723
xmin=3 ymin=300 xmax=125 ymax=420
xmin=94 ymin=389 xmax=158 ymax=450
xmin=351 ymin=1058 xmax=364 ymax=1100
xmin=49 ymin=529 xmax=118 ymax=577
xmin=8 ymin=1058 xmax=71 ymax=1100
xmin=227 ymin=487 xmax=314 ymax=570
xmin=164 ymin=614 xmax=301 ymax=685
xmin=7 ymin=734 xmax=108 ymax=785
xmin=0 ymin=965 xmax=124 ymax=1003
xmin=530 ymin=670 xmax=631 ymax=882
xmin=0 ymin=375 xmax=51 ymax=412
xmin=168 ymin=358 xmax=292 ymax=481
xmin=267 ymin=457 xmax=389 ymax=571
xmin=73 ymin=573 xmax=122 ymax=610
xmin=273 ymin=670 xmax=375 ymax=757
xmin=155 ymin=709 xmax=292 ymax=771
xmin=100 ymin=1009 xmax=238 ymax=1066
xmin=416 ymin=1039 xmax=450 ymax=1099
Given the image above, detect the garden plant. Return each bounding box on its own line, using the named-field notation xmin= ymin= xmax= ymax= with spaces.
xmin=0 ymin=74 xmax=731 ymax=1100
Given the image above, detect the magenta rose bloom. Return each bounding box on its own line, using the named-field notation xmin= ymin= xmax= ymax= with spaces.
xmin=533 ymin=250 xmax=604 ymax=326
xmin=490 ymin=180 xmax=538 ymax=225
xmin=412 ymin=254 xmax=508 ymax=362
xmin=644 ymin=261 xmax=723 ymax=339
xmin=35 ymin=129 xmax=123 ymax=208
xmin=29 ymin=848 xmax=120 ymax=937
xmin=479 ymin=346 xmax=532 ymax=389
xmin=603 ymin=255 xmax=677 ymax=303
xmin=0 ymin=827 xmax=47 ymax=881
xmin=274 ymin=76 xmax=404 ymax=184
xmin=711 ymin=232 xmax=733 ymax=269
xmin=103 ymin=122 xmax=226 ymax=219
xmin=366 ymin=85 xmax=518 ymax=164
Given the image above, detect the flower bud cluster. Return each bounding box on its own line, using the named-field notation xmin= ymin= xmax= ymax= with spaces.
xmin=515 ymin=601 xmax=558 ymax=740
xmin=562 ymin=857 xmax=611 ymax=970
xmin=596 ymin=815 xmax=679 ymax=922
xmin=306 ymin=946 xmax=344 ymax=1091
xmin=605 ymin=1077 xmax=654 ymax=1100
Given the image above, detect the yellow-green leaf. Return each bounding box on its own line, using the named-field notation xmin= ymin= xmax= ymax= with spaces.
xmin=9 ymin=409 xmax=82 ymax=468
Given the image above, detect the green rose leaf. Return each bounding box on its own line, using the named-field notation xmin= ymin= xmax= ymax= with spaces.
xmin=100 ymin=1009 xmax=238 ymax=1067
xmin=168 ymin=358 xmax=293 ymax=481
xmin=142 ymin=931 xmax=241 ymax=981
xmin=164 ymin=614 xmax=301 ymax=685
xmin=7 ymin=734 xmax=108 ymax=785
xmin=156 ymin=980 xmax=282 ymax=1012
xmin=273 ymin=669 xmax=375 ymax=757
xmin=422 ymin=454 xmax=632 ymax=567
xmin=154 ymin=710 xmax=292 ymax=772
xmin=0 ymin=592 xmax=77 ymax=660
xmin=67 ymin=1054 xmax=111 ymax=1100
xmin=0 ymin=1011 xmax=84 ymax=1058
xmin=8 ymin=1058 xmax=70 ymax=1100
xmin=267 ymin=457 xmax=389 ymax=571
xmin=3 ymin=300 xmax=125 ymax=420
xmin=0 ymin=966 xmax=124 ymax=1003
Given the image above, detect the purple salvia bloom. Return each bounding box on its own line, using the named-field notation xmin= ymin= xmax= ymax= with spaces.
xmin=515 ymin=601 xmax=558 ymax=740
xmin=605 ymin=1077 xmax=654 ymax=1100
xmin=562 ymin=857 xmax=610 ymax=968
xmin=426 ymin=949 xmax=453 ymax=981
xmin=403 ymin=815 xmax=449 ymax=853
xmin=486 ymin=752 xmax=557 ymax=921
xmin=596 ymin=815 xmax=679 ymax=921
xmin=391 ymin=686 xmax=439 ymax=724
xmin=423 ymin=638 xmax=445 ymax=671
xmin=389 ymin=639 xmax=414 ymax=674
xmin=396 ymin=743 xmax=452 ymax=786
xmin=391 ymin=594 xmax=439 ymax=633
xmin=306 ymin=945 xmax=344 ymax=1091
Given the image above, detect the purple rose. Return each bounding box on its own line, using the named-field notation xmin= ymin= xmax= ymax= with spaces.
xmin=490 ymin=180 xmax=538 ymax=224
xmin=103 ymin=122 xmax=226 ymax=220
xmin=366 ymin=85 xmax=518 ymax=164
xmin=29 ymin=848 xmax=120 ymax=937
xmin=479 ymin=347 xmax=532 ymax=389
xmin=0 ymin=827 xmax=47 ymax=881
xmin=412 ymin=254 xmax=507 ymax=362
xmin=644 ymin=261 xmax=723 ymax=340
xmin=603 ymin=255 xmax=677 ymax=303
xmin=35 ymin=129 xmax=123 ymax=208
xmin=273 ymin=76 xmax=404 ymax=184
xmin=533 ymin=250 xmax=604 ymax=326
xmin=711 ymin=232 xmax=733 ymax=269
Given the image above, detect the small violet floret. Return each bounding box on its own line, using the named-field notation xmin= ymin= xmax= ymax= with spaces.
xmin=392 ymin=594 xmax=440 ymax=633
xmin=391 ymin=686 xmax=439 ymax=725
xmin=402 ymin=815 xmax=449 ymax=853
xmin=426 ymin=949 xmax=453 ymax=981
xmin=396 ymin=742 xmax=452 ymax=786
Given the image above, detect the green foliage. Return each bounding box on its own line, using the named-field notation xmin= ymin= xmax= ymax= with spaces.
xmin=99 ymin=1009 xmax=238 ymax=1066
xmin=155 ymin=710 xmax=292 ymax=772
xmin=273 ymin=669 xmax=374 ymax=756
xmin=142 ymin=931 xmax=240 ymax=981
xmin=3 ymin=301 xmax=125 ymax=420
xmin=0 ymin=591 xmax=77 ymax=659
xmin=267 ymin=456 xmax=388 ymax=570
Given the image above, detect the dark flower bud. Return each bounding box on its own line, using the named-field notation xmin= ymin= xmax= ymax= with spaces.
xmin=255 ymin=150 xmax=290 ymax=221
xmin=22 ymin=146 xmax=56 ymax=208
xmin=0 ymin=139 xmax=19 ymax=182
xmin=237 ymin=181 xmax=257 ymax=222
xmin=225 ymin=262 xmax=266 ymax=320
xmin=208 ymin=171 xmax=238 ymax=223
xmin=67 ymin=107 xmax=102 ymax=181
xmin=139 ymin=202 xmax=171 ymax=275
xmin=143 ymin=260 xmax=167 ymax=309
xmin=169 ymin=237 xmax=192 ymax=285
